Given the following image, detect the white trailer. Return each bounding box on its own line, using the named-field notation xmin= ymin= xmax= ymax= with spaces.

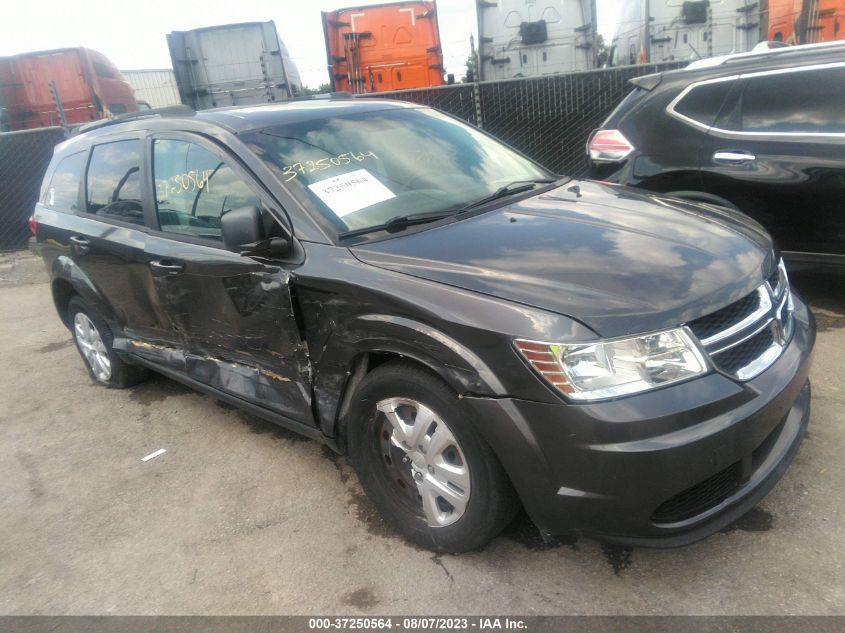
xmin=610 ymin=0 xmax=762 ymax=66
xmin=476 ymin=0 xmax=598 ymax=80
xmin=121 ymin=69 xmax=181 ymax=108
xmin=167 ymin=21 xmax=303 ymax=110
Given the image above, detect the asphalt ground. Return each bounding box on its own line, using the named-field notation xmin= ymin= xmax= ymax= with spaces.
xmin=1 ymin=256 xmax=843 ymax=615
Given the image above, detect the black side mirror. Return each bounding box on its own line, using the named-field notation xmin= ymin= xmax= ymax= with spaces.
xmin=222 ymin=205 xmax=290 ymax=258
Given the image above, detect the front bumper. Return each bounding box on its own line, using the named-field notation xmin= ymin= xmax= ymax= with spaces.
xmin=465 ymin=294 xmax=816 ymax=546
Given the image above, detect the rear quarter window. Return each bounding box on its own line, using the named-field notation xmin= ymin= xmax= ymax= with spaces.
xmin=43 ymin=151 xmax=87 ymax=211
xmin=672 ymin=80 xmax=734 ymax=127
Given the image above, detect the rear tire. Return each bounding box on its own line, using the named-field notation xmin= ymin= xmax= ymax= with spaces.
xmin=347 ymin=361 xmax=519 ymax=553
xmin=68 ymin=296 xmax=148 ymax=389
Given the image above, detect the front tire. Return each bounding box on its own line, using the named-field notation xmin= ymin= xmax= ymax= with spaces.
xmin=68 ymin=296 xmax=148 ymax=389
xmin=347 ymin=361 xmax=519 ymax=553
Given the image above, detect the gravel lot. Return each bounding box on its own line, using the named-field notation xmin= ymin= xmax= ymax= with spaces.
xmin=1 ymin=255 xmax=843 ymax=615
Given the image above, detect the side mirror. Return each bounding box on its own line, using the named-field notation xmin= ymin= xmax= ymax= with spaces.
xmin=221 ymin=205 xmax=291 ymax=258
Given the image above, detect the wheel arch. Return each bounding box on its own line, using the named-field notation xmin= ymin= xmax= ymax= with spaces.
xmin=313 ymin=314 xmax=507 ymax=447
xmin=50 ymin=255 xmax=117 ymax=328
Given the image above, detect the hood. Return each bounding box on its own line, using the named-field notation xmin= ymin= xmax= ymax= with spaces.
xmin=351 ymin=180 xmax=776 ymax=339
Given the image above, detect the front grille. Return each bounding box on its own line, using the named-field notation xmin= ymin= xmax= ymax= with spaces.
xmin=688 ymin=291 xmax=760 ymax=341
xmin=711 ymin=326 xmax=775 ymax=375
xmin=651 ymin=462 xmax=741 ymax=524
xmin=684 ymin=259 xmax=793 ymax=381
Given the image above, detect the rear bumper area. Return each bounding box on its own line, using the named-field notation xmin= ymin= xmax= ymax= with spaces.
xmin=465 ymin=295 xmax=815 ymax=546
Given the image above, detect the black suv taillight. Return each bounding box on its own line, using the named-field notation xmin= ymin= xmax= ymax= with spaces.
xmin=588 ymin=130 xmax=634 ymax=163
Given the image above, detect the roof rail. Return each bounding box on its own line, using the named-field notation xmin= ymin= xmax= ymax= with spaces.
xmin=71 ymin=104 xmax=195 ymax=135
xmin=685 ymin=40 xmax=845 ymax=70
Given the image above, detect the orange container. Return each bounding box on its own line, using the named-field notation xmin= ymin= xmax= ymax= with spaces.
xmin=322 ymin=1 xmax=445 ymax=93
xmin=767 ymin=0 xmax=845 ymax=44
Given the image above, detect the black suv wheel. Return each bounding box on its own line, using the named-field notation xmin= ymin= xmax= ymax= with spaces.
xmin=68 ymin=297 xmax=148 ymax=389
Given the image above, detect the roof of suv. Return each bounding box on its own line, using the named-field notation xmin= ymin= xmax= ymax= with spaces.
xmin=645 ymin=41 xmax=845 ymax=88
xmin=68 ymin=97 xmax=415 ymax=142
xmin=195 ymin=98 xmax=414 ymax=131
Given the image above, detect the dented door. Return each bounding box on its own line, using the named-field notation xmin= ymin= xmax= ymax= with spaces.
xmin=145 ymin=233 xmax=314 ymax=424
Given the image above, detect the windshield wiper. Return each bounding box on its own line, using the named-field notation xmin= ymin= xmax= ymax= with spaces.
xmin=337 ymin=179 xmax=557 ymax=240
xmin=338 ymin=211 xmax=454 ymax=240
xmin=458 ymin=179 xmax=557 ymax=213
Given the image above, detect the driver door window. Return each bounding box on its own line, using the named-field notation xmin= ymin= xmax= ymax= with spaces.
xmin=86 ymin=140 xmax=144 ymax=225
xmin=153 ymin=139 xmax=261 ymax=241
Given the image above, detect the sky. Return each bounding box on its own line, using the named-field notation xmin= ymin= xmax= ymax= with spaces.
xmin=0 ymin=0 xmax=620 ymax=88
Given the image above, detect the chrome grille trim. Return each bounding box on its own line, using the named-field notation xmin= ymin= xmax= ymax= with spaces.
xmin=698 ymin=286 xmax=771 ymax=348
xmin=687 ymin=260 xmax=794 ymax=381
xmin=707 ymin=316 xmax=772 ymax=356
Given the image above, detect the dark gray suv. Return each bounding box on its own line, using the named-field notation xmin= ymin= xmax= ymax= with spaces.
xmin=31 ymin=99 xmax=815 ymax=552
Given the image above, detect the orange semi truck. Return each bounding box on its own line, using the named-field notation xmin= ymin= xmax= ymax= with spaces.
xmin=322 ymin=1 xmax=445 ymax=93
xmin=0 ymin=48 xmax=137 ymax=131
xmin=766 ymin=0 xmax=845 ymax=43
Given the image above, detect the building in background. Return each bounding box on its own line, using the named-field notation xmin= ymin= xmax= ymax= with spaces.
xmin=322 ymin=1 xmax=444 ymax=93
xmin=167 ymin=21 xmax=302 ymax=110
xmin=0 ymin=48 xmax=137 ymax=131
xmin=121 ymin=69 xmax=181 ymax=108
xmin=476 ymin=1 xmax=598 ymax=80
xmin=610 ymin=0 xmax=761 ymax=65
xmin=766 ymin=0 xmax=845 ymax=44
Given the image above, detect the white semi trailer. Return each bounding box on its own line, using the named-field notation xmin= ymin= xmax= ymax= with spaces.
xmin=476 ymin=0 xmax=598 ymax=80
xmin=610 ymin=0 xmax=762 ymax=66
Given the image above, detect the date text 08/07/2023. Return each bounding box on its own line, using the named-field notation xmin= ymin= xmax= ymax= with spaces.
xmin=307 ymin=617 xmax=529 ymax=630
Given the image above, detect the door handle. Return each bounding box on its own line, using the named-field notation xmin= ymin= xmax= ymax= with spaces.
xmin=150 ymin=259 xmax=185 ymax=274
xmin=713 ymin=150 xmax=756 ymax=165
xmin=69 ymin=236 xmax=90 ymax=247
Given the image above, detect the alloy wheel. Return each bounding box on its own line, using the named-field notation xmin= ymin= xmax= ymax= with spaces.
xmin=73 ymin=312 xmax=112 ymax=382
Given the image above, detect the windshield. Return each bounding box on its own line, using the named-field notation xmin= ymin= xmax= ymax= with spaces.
xmin=241 ymin=106 xmax=552 ymax=235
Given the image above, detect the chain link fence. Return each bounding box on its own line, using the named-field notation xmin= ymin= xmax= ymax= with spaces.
xmin=363 ymin=63 xmax=686 ymax=176
xmin=0 ymin=127 xmax=66 ymax=252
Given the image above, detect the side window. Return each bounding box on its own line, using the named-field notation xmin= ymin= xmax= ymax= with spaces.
xmin=86 ymin=140 xmax=144 ymax=225
xmin=44 ymin=151 xmax=86 ymax=211
xmin=741 ymin=67 xmax=845 ymax=134
xmin=152 ymin=139 xmax=261 ymax=241
xmin=673 ymin=80 xmax=733 ymax=127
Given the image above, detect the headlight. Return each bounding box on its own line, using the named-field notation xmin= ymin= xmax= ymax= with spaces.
xmin=515 ymin=328 xmax=708 ymax=401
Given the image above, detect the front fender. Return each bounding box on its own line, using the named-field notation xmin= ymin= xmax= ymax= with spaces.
xmin=311 ymin=311 xmax=508 ymax=439
xmin=293 ymin=244 xmax=595 ymax=440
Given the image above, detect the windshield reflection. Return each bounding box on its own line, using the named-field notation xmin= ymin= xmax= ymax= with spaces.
xmin=242 ymin=107 xmax=551 ymax=233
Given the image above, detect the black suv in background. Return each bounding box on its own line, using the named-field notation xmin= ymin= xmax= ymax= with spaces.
xmin=31 ymin=101 xmax=814 ymax=553
xmin=588 ymin=41 xmax=845 ymax=272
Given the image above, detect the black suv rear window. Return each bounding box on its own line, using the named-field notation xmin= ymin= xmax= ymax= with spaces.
xmin=85 ymin=140 xmax=144 ymax=225
xmin=741 ymin=66 xmax=845 ymax=134
xmin=43 ymin=151 xmax=86 ymax=211
xmin=674 ymin=80 xmax=733 ymax=127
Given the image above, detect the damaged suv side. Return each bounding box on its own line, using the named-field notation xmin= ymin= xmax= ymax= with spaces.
xmin=32 ymin=101 xmax=815 ymax=553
